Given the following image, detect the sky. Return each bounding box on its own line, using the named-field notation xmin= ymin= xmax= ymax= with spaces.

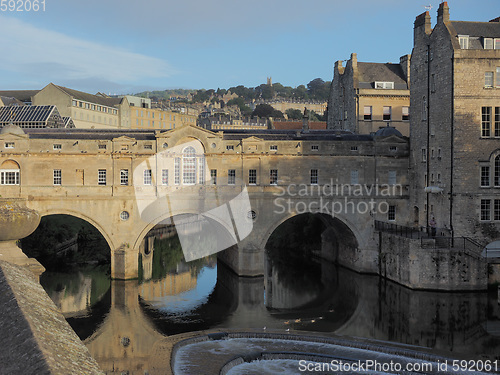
xmin=1 ymin=0 xmax=499 ymax=94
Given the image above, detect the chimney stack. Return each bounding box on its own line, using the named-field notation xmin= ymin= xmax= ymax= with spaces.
xmin=302 ymin=107 xmax=309 ymax=133
xmin=437 ymin=2 xmax=449 ymax=24
xmin=414 ymin=11 xmax=431 ymax=40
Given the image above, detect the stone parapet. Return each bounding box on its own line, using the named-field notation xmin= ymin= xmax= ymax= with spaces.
xmin=0 ymin=260 xmax=103 ymax=374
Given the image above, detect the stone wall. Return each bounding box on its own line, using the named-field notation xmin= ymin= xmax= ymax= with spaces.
xmin=0 ymin=261 xmax=103 ymax=374
xmin=379 ymin=232 xmax=487 ymax=290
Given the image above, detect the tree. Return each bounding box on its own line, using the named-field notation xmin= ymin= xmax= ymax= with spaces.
xmin=286 ymin=108 xmax=303 ymax=120
xmin=307 ymin=78 xmax=331 ymax=101
xmin=252 ymin=104 xmax=283 ymax=118
xmin=227 ymin=97 xmax=252 ymax=115
xmin=292 ymin=85 xmax=309 ymax=100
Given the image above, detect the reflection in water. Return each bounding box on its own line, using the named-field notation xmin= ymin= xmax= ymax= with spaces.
xmin=39 ymin=232 xmax=500 ymax=374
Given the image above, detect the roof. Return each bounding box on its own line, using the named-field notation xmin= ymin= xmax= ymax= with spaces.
xmin=221 ymin=129 xmax=372 ymax=142
xmin=0 ymin=105 xmax=63 ymax=127
xmin=0 ymin=90 xmax=39 ymax=103
xmin=0 ymin=96 xmax=25 ymax=106
xmin=273 ymin=121 xmax=327 ymax=130
xmin=450 ymin=21 xmax=500 ymax=38
xmin=24 ymin=128 xmax=157 ymax=141
xmin=53 ymin=85 xmax=124 ymax=108
xmin=357 ymin=63 xmax=408 ymax=89
xmin=374 ymin=126 xmax=403 ymax=138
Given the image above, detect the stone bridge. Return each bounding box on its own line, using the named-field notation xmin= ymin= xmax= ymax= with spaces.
xmin=0 ymin=124 xmax=410 ymax=279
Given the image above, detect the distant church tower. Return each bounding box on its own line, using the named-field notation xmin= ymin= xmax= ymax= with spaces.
xmin=267 ymin=77 xmax=272 ymax=87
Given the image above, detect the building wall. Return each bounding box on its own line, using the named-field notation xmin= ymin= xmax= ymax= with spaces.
xmin=327 ymin=54 xmax=410 ymax=136
xmin=410 ymin=4 xmax=500 ymax=245
xmin=129 ymin=107 xmax=196 ymax=130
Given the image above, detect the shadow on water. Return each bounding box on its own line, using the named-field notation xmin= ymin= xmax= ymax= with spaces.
xmin=33 ymin=217 xmax=500 ymax=373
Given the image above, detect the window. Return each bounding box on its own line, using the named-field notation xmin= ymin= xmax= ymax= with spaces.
xmin=199 ymin=161 xmax=205 ymax=184
xmin=98 ymin=144 xmax=106 ymax=150
xmin=98 ymin=169 xmax=106 ymax=185
xmin=375 ymin=82 xmax=394 ymax=89
xmin=270 ymin=169 xmax=278 ymax=185
xmin=4 ymin=142 xmax=14 ymax=149
xmin=144 ymin=169 xmax=152 ymax=185
xmin=421 ymin=148 xmax=427 ymax=162
xmin=226 ymin=145 xmax=234 ymax=151
xmin=484 ymin=38 xmax=494 ymax=49
xmin=161 ymin=169 xmax=168 ymax=185
xmin=364 ymin=106 xmax=372 ymax=120
xmin=482 ymin=107 xmax=492 ymax=137
xmin=174 ymin=158 xmax=180 ymax=185
xmin=388 ymin=205 xmax=396 ymax=221
xmin=438 ymin=148 xmax=442 ymax=159
xmin=53 ymin=144 xmax=62 ymax=150
xmin=351 ymin=146 xmax=358 ymax=152
xmin=0 ymin=170 xmax=20 ymax=185
xmin=422 ymin=96 xmax=427 ymax=121
xmin=388 ymin=171 xmax=396 ymax=185
xmin=53 ymin=169 xmax=61 ymax=185
xmin=495 ymin=155 xmax=500 ymax=186
xmin=431 ymin=74 xmax=436 ymax=92
xmin=249 ymin=169 xmax=257 ymax=184
xmin=144 ymin=144 xmax=153 ymax=150
xmin=383 ymin=106 xmax=392 ymax=121
xmin=311 ymin=145 xmax=319 ymax=151
xmin=485 ymin=72 xmax=494 ymax=88
xmin=402 ymin=106 xmax=409 ymax=121
xmin=389 ymin=146 xmax=398 ymax=152
xmin=211 ymin=169 xmax=217 ymax=185
xmin=350 ymin=170 xmax=359 ymax=185
xmin=424 ymin=173 xmax=428 ymax=186
xmin=182 ymin=146 xmax=196 ymax=185
xmin=120 ymin=169 xmax=129 ymax=185
xmin=495 ymin=107 xmax=500 ymax=137
xmin=495 ymin=200 xmax=500 ymax=221
xmin=481 ymin=166 xmax=490 ymax=187
xmin=437 ymin=173 xmax=441 ymax=183
xmin=481 ymin=199 xmax=491 ymax=221
xmin=496 ymin=39 xmax=500 ymax=50
xmin=459 ymin=35 xmax=469 ymax=49
xmin=228 ymin=169 xmax=236 ymax=185
xmin=310 ymin=169 xmax=318 ymax=185
xmin=270 ymin=145 xmax=278 ymax=151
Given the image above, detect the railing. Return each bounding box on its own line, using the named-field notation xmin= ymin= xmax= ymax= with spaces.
xmin=375 ymin=220 xmax=485 ymax=255
xmin=374 ymin=220 xmax=423 ymax=239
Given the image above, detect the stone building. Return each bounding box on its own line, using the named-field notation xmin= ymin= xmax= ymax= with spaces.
xmin=409 ymin=2 xmax=500 ymax=245
xmin=32 ymin=83 xmax=130 ymax=129
xmin=327 ymin=53 xmax=410 ymax=136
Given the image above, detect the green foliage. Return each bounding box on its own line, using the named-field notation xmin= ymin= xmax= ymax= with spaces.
xmin=286 ymin=108 xmax=303 ymax=120
xmin=21 ymin=215 xmax=110 ymax=270
xmin=252 ymin=104 xmax=284 ymax=118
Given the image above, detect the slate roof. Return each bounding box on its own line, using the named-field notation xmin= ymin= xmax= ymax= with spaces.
xmin=273 ymin=121 xmax=327 ymax=130
xmin=357 ymin=63 xmax=408 ymax=89
xmin=54 ymin=85 xmax=124 ymax=108
xmin=450 ymin=21 xmax=500 ymax=38
xmin=0 ymin=90 xmax=39 ymax=103
xmin=24 ymin=128 xmax=157 ymax=140
xmin=0 ymin=96 xmax=25 ymax=106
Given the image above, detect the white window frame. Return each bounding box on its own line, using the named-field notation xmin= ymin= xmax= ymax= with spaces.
xmin=388 ymin=170 xmax=397 ymax=185
xmin=53 ymin=144 xmax=62 ymax=150
xmin=248 ymin=169 xmax=257 ymax=185
xmin=383 ymin=106 xmax=392 ymax=121
xmin=211 ymin=169 xmax=217 ymax=185
xmin=388 ymin=205 xmax=396 ymax=221
xmin=120 ymin=169 xmax=129 ymax=186
xmin=4 ymin=142 xmax=14 ymax=149
xmin=484 ymin=37 xmax=494 ymax=49
xmin=485 ymin=72 xmax=494 ymax=88
xmin=270 ymin=169 xmax=278 ymax=185
xmin=364 ymin=106 xmax=372 ymax=120
xmin=458 ymin=35 xmax=469 ymax=49
xmin=269 ymin=145 xmax=278 ymax=151
xmin=0 ymin=169 xmax=20 ymax=185
xmin=375 ymin=81 xmax=394 ymax=89
xmin=311 ymin=145 xmax=319 ymax=151
xmin=350 ymin=170 xmax=359 ymax=185
xmin=98 ymin=169 xmax=106 ymax=186
xmin=228 ymin=169 xmax=236 ymax=185
xmin=144 ymin=169 xmax=152 ymax=185
xmin=53 ymin=169 xmax=62 ymax=185
xmin=162 ymin=169 xmax=168 ymax=185
xmin=310 ymin=169 xmax=318 ymax=185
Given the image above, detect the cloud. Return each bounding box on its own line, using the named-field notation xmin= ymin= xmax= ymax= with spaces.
xmin=0 ymin=15 xmax=175 ymax=85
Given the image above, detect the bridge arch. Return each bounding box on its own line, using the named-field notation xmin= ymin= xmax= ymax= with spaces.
xmin=36 ymin=208 xmax=115 ymax=251
xmin=261 ymin=212 xmax=361 ymax=250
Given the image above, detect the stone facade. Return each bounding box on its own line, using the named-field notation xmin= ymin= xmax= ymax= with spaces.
xmin=0 ymin=124 xmax=409 ymax=279
xmin=327 ymin=53 xmax=410 ymax=136
xmin=409 ymin=3 xmax=500 ymax=246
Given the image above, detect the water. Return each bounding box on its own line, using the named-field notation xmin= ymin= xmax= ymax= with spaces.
xmin=37 ymin=235 xmax=500 ymax=374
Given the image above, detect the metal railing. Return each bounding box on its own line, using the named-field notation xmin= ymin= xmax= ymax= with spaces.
xmin=375 ymin=220 xmax=485 ymax=255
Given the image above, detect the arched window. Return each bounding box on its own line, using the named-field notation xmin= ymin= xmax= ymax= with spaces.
xmin=495 ymin=155 xmax=500 ymax=187
xmin=182 ymin=146 xmax=196 ymax=185
xmin=0 ymin=160 xmax=20 ymax=185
